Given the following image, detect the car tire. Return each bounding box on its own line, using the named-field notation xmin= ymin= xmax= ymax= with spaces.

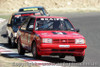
xmin=8 ymin=37 xmax=11 ymax=45
xmin=17 ymin=39 xmax=25 ymax=55
xmin=75 ymin=56 xmax=84 ymax=62
xmin=32 ymin=42 xmax=41 ymax=59
xmin=11 ymin=36 xmax=16 ymax=48
xmin=59 ymin=55 xmax=66 ymax=58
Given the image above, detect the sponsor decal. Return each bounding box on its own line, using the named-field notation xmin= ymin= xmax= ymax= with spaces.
xmin=24 ymin=8 xmax=38 ymax=11
xmin=21 ymin=13 xmax=34 ymax=16
xmin=41 ymin=33 xmax=48 ymax=35
xmin=15 ymin=15 xmax=21 ymax=18
xmin=52 ymin=32 xmax=67 ymax=35
xmin=15 ymin=13 xmax=34 ymax=17
xmin=41 ymin=18 xmax=64 ymax=21
xmin=35 ymin=13 xmax=41 ymax=15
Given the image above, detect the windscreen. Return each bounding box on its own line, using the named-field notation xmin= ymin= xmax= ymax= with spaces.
xmin=12 ymin=15 xmax=27 ymax=32
xmin=35 ymin=18 xmax=75 ymax=31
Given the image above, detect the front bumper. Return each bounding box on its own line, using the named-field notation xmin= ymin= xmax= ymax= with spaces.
xmin=40 ymin=44 xmax=87 ymax=49
xmin=37 ymin=44 xmax=87 ymax=56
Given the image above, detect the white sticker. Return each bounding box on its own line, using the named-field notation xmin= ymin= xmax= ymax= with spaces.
xmin=60 ymin=18 xmax=64 ymax=21
xmin=45 ymin=18 xmax=48 ymax=20
xmin=49 ymin=18 xmax=53 ymax=20
xmin=57 ymin=18 xmax=60 ymax=20
xmin=59 ymin=45 xmax=70 ymax=48
xmin=40 ymin=18 xmax=64 ymax=21
xmin=29 ymin=25 xmax=33 ymax=28
xmin=41 ymin=18 xmax=44 ymax=20
xmin=57 ymin=32 xmax=63 ymax=34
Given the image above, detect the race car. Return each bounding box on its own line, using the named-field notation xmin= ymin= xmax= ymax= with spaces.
xmin=17 ymin=16 xmax=87 ymax=62
xmin=18 ymin=6 xmax=49 ymax=16
xmin=7 ymin=11 xmax=43 ymax=47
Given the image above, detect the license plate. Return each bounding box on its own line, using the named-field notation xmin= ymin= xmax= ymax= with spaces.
xmin=59 ymin=45 xmax=70 ymax=48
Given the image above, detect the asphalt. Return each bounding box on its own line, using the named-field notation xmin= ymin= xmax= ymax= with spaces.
xmin=0 ymin=12 xmax=100 ymax=67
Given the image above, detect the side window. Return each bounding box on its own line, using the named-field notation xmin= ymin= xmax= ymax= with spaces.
xmin=20 ymin=18 xmax=30 ymax=30
xmin=27 ymin=18 xmax=35 ymax=31
xmin=20 ymin=23 xmax=27 ymax=30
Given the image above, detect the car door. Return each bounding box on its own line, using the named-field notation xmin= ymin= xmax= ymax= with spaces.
xmin=20 ymin=17 xmax=30 ymax=48
xmin=25 ymin=18 xmax=35 ymax=50
xmin=7 ymin=15 xmax=14 ymax=38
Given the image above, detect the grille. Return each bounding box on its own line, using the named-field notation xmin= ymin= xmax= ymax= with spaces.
xmin=53 ymin=39 xmax=75 ymax=44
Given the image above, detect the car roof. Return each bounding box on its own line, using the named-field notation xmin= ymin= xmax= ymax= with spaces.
xmin=19 ymin=6 xmax=44 ymax=9
xmin=30 ymin=16 xmax=68 ymax=19
xmin=12 ymin=11 xmax=40 ymax=15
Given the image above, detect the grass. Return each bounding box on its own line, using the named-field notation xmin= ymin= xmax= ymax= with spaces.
xmin=0 ymin=15 xmax=11 ymax=19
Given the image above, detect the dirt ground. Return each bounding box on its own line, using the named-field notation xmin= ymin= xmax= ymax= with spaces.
xmin=0 ymin=55 xmax=24 ymax=67
xmin=0 ymin=0 xmax=100 ymax=13
xmin=0 ymin=55 xmax=39 ymax=67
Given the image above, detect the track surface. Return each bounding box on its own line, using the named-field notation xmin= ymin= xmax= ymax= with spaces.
xmin=0 ymin=12 xmax=100 ymax=67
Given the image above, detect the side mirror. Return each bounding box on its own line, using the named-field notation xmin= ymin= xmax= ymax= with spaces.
xmin=7 ymin=24 xmax=12 ymax=27
xmin=75 ymin=29 xmax=80 ymax=32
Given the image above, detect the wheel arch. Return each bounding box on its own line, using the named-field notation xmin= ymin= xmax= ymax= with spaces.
xmin=31 ymin=40 xmax=37 ymax=51
xmin=17 ymin=36 xmax=21 ymax=44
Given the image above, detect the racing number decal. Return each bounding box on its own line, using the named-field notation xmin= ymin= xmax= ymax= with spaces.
xmin=28 ymin=34 xmax=30 ymax=43
xmin=52 ymin=32 xmax=67 ymax=35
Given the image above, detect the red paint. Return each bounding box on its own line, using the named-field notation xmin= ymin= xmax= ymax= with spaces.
xmin=17 ymin=16 xmax=87 ymax=57
xmin=21 ymin=13 xmax=34 ymax=16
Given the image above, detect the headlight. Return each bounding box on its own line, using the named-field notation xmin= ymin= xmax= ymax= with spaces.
xmin=42 ymin=38 xmax=52 ymax=43
xmin=75 ymin=39 xmax=85 ymax=44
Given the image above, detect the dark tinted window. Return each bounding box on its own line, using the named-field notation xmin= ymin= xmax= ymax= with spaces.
xmin=27 ymin=18 xmax=35 ymax=31
xmin=12 ymin=16 xmax=27 ymax=26
xmin=35 ymin=18 xmax=74 ymax=31
xmin=20 ymin=18 xmax=30 ymax=30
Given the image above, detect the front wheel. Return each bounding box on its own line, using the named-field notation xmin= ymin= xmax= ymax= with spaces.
xmin=8 ymin=37 xmax=11 ymax=45
xmin=32 ymin=42 xmax=41 ymax=59
xmin=11 ymin=37 xmax=16 ymax=48
xmin=17 ymin=39 xmax=25 ymax=55
xmin=75 ymin=56 xmax=84 ymax=62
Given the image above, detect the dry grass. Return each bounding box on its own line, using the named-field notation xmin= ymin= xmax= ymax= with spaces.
xmin=0 ymin=0 xmax=100 ymax=13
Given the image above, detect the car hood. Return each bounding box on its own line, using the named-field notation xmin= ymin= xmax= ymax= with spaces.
xmin=35 ymin=31 xmax=85 ymax=39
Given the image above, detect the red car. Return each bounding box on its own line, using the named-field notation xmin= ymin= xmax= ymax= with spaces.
xmin=17 ymin=16 xmax=87 ymax=62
